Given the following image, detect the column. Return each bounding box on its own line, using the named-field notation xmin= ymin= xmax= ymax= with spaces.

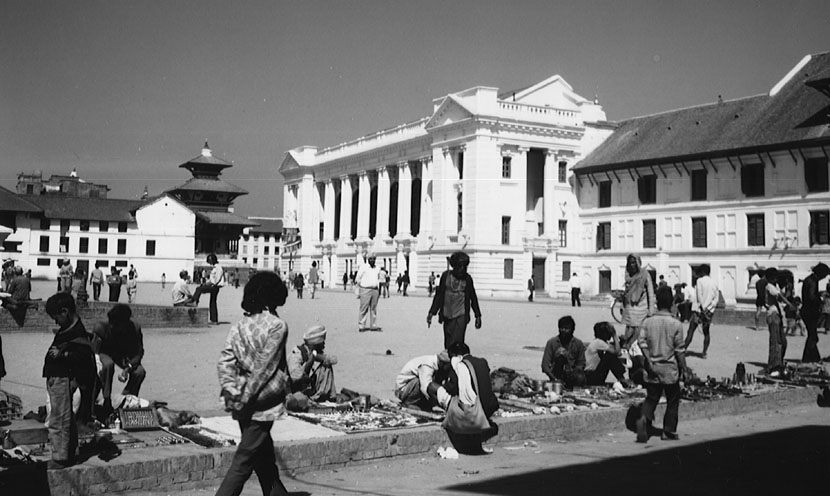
xmin=339 ymin=175 xmax=353 ymax=242
xmin=376 ymin=166 xmax=391 ymax=240
xmin=396 ymin=161 xmax=412 ymax=237
xmin=356 ymin=171 xmax=371 ymax=239
xmin=323 ymin=179 xmax=335 ymax=241
xmin=299 ymin=175 xmax=316 ymax=248
xmin=418 ymin=157 xmax=432 ymax=239
xmin=543 ymin=150 xmax=557 ymax=238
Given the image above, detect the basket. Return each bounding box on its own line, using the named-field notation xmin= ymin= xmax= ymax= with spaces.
xmin=0 ymin=389 xmax=24 ymax=423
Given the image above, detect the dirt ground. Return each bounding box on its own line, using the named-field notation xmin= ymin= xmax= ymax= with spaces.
xmin=3 ymin=279 xmax=829 ymax=417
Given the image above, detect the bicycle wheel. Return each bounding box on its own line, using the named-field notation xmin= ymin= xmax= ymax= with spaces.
xmin=611 ymin=300 xmax=624 ymax=323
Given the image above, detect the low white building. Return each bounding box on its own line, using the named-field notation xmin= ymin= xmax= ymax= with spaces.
xmin=239 ymin=217 xmax=283 ymax=272
xmin=279 ymin=75 xmax=610 ymax=296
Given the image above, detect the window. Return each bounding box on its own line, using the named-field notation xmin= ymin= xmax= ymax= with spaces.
xmin=97 ymin=260 xmax=109 ymax=268
xmin=59 ymin=236 xmax=69 ymax=253
xmin=503 ymin=258 xmax=513 ymax=279
xmin=60 ymin=219 xmax=70 ymax=232
xmin=598 ymin=181 xmax=611 ymax=208
xmin=457 ymin=192 xmax=463 ymax=232
xmin=114 ymin=260 xmax=128 ymax=268
xmin=805 ymin=157 xmax=829 ymax=193
xmin=242 ymin=246 xmax=247 ymax=255
xmin=99 ymin=221 xmax=109 ymax=232
xmin=253 ymin=258 xmax=259 ymax=266
xmin=692 ymin=217 xmax=708 ymax=247
xmin=596 ymin=222 xmax=611 ymax=250
xmin=457 ymin=152 xmax=464 ymax=179
xmin=80 ymin=220 xmax=90 ymax=231
xmin=558 ymin=161 xmax=567 ymax=183
xmin=643 ymin=219 xmax=656 ymax=248
xmin=501 ymin=216 xmax=510 ymax=245
xmin=637 ymin=174 xmax=657 ymax=204
xmin=39 ymin=236 xmax=49 ymax=252
xmin=319 ymin=221 xmax=325 ymax=241
xmin=741 ymin=163 xmax=765 ymax=197
xmin=691 ymin=169 xmax=707 ymax=201
xmin=117 ymin=239 xmax=126 ymax=254
xmin=502 ymin=156 xmax=512 ymax=178
xmin=98 ymin=238 xmax=108 ymax=254
xmin=558 ymin=220 xmax=567 ymax=247
xmin=264 ymin=246 xmax=270 ymax=255
xmin=747 ymin=214 xmax=765 ymax=246
xmin=810 ymin=210 xmax=829 ymax=246
xmin=37 ymin=258 xmax=50 ymax=266
xmin=79 ymin=237 xmax=89 ymax=254
xmin=40 ymin=217 xmax=50 ymax=230
xmin=562 ymin=261 xmax=571 ymax=281
xmin=118 ymin=222 xmax=128 ymax=233
xmin=599 ymin=270 xmax=612 ymax=293
xmin=26 ymin=184 xmax=34 ymax=194
xmin=253 ymin=246 xmax=259 ymax=255
xmin=146 ymin=240 xmax=156 ymax=256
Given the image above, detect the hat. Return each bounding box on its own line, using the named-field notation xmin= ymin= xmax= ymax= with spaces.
xmin=437 ymin=350 xmax=450 ymax=363
xmin=303 ymin=325 xmax=327 ymax=345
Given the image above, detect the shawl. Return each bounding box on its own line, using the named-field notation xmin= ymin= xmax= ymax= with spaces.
xmin=624 ymin=254 xmax=650 ymax=306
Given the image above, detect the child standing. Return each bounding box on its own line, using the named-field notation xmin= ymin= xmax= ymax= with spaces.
xmin=43 ymin=292 xmax=96 ymax=469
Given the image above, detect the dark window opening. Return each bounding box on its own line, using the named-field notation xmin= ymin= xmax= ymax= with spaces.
xmin=98 ymin=238 xmax=108 ymax=254
xmin=558 ymin=220 xmax=567 ymax=247
xmin=146 ymin=240 xmax=156 ymax=256
xmin=809 ymin=210 xmax=829 ymax=246
xmin=562 ymin=261 xmax=571 ymax=281
xmin=747 ymin=214 xmax=765 ymax=247
xmin=741 ymin=163 xmax=765 ymax=197
xmin=692 ymin=217 xmax=708 ymax=248
xmin=599 ymin=181 xmax=611 ymax=208
xmin=502 ymin=156 xmax=511 ymax=179
xmin=558 ymin=161 xmax=567 ymax=183
xmin=805 ymin=157 xmax=829 ymax=193
xmin=39 ymin=236 xmax=49 ymax=252
xmin=691 ymin=169 xmax=707 ymax=201
xmin=596 ymin=222 xmax=611 ymax=250
xmin=643 ymin=219 xmax=656 ymax=248
xmin=118 ymin=222 xmax=128 ymax=233
xmin=501 ymin=216 xmax=510 ymax=245
xmin=79 ymin=237 xmax=89 ymax=254
xmin=637 ymin=174 xmax=657 ymax=204
xmin=503 ymin=258 xmax=513 ymax=279
xmin=117 ymin=239 xmax=127 ymax=255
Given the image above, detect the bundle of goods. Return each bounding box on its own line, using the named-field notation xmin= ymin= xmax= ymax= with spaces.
xmin=289 ymin=403 xmax=436 ymax=433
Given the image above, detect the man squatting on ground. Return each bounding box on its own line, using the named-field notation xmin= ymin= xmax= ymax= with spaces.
xmin=394 ymin=350 xmax=453 ymax=411
xmin=427 ymin=251 xmax=482 ymax=349
xmin=287 ymin=325 xmax=337 ymax=405
xmin=636 ymin=285 xmax=688 ymax=443
xmin=541 ymin=315 xmax=586 ymax=387
xmin=584 ymin=321 xmax=628 ymax=387
xmin=92 ymin=303 xmax=146 ymax=413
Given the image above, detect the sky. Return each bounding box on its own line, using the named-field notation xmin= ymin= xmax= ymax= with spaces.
xmin=1 ymin=1 xmax=828 ymax=218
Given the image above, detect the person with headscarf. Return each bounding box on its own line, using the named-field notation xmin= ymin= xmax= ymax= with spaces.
xmin=427 ymin=251 xmax=483 ymax=349
xmin=801 ymin=262 xmax=830 ymax=363
xmin=287 ymin=325 xmax=337 ymax=403
xmin=215 ymin=271 xmax=290 ymax=496
xmin=622 ymin=254 xmax=656 ymax=347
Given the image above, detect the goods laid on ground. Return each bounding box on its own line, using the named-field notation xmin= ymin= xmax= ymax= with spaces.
xmin=289 ymin=405 xmax=438 ymax=433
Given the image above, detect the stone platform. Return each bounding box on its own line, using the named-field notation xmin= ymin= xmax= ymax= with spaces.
xmin=28 ymin=385 xmax=817 ymax=495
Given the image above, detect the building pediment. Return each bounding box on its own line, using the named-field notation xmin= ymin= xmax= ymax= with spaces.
xmin=425 ymin=96 xmax=475 ymax=130
xmin=508 ymin=75 xmax=585 ymax=110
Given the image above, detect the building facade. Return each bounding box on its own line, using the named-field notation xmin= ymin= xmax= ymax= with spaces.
xmin=570 ymin=53 xmax=830 ymax=305
xmin=279 ymin=76 xmax=610 ymax=296
xmin=238 ymin=217 xmax=283 ymax=272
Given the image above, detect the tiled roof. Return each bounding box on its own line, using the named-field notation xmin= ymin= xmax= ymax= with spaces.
xmin=247 ymin=218 xmax=283 ymax=234
xmin=195 ymin=211 xmax=259 ymax=227
xmin=20 ymin=195 xmax=146 ymax=221
xmin=574 ymin=52 xmax=830 ymax=173
xmin=167 ymin=178 xmax=248 ymax=195
xmin=0 ymin=185 xmax=41 ymax=212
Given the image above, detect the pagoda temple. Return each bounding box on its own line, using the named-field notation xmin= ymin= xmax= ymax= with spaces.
xmin=167 ymin=142 xmax=257 ymax=259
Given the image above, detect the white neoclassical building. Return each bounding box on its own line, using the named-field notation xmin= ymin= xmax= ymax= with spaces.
xmin=279 ymin=76 xmax=611 ymax=297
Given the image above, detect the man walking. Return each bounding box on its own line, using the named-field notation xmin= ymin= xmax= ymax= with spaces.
xmin=800 ymin=262 xmax=830 ymax=363
xmin=684 ymin=264 xmax=718 ymax=359
xmin=355 ymin=253 xmax=381 ymax=331
xmin=527 ymin=275 xmax=535 ymax=302
xmin=570 ymin=273 xmax=581 ymax=307
xmin=90 ymin=263 xmax=104 ymax=301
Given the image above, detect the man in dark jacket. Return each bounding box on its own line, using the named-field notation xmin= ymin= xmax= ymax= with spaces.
xmin=93 ymin=304 xmax=146 ymax=412
xmin=801 ymin=262 xmax=830 ymax=363
xmin=427 ymin=251 xmax=483 ymax=349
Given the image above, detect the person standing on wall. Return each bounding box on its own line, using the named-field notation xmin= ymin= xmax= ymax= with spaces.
xmin=191 ymin=253 xmax=225 ymax=325
xmin=570 ymin=273 xmax=581 ymax=307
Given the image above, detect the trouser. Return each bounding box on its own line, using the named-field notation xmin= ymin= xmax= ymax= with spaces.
xmin=528 ymin=290 xmax=534 ymax=302
xmin=684 ymin=310 xmax=713 ymax=355
xmin=552 ymin=356 xmax=587 ymax=387
xmin=358 ymin=287 xmax=379 ymax=329
xmin=92 ymin=282 xmax=101 ymax=300
xmin=445 ymin=420 xmax=499 ymax=455
xmin=108 ymin=284 xmax=121 ymax=302
xmin=802 ymin=311 xmax=821 ymax=363
xmin=215 ymin=419 xmax=288 ymax=496
xmin=585 ymin=353 xmax=627 ymax=385
xmin=193 ymin=284 xmax=221 ymax=322
xmin=310 ymin=283 xmax=317 ymax=298
xmin=296 ymin=288 xmax=303 ymax=298
xmin=305 ymin=364 xmax=336 ymax=402
xmin=571 ymin=288 xmax=581 ymax=306
xmin=640 ymin=382 xmax=681 ymax=435
xmin=443 ymin=316 xmax=469 ymax=349
xmin=767 ymin=312 xmax=786 ymax=370
xmin=46 ymin=376 xmax=78 ymax=463
xmin=99 ymin=353 xmax=146 ymax=403
xmin=395 ymin=378 xmax=431 ymax=411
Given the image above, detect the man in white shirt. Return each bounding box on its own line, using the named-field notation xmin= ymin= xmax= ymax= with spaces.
xmin=570 ymin=273 xmax=582 ymax=307
xmin=354 ymin=253 xmax=381 ymax=332
xmin=171 ymin=270 xmax=194 ymax=306
xmin=684 ymin=264 xmax=719 ymax=359
xmin=394 ymin=351 xmax=452 ymax=411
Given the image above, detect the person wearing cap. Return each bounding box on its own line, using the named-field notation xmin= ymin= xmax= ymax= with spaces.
xmin=354 ymin=253 xmax=381 ymax=331
xmin=287 ymin=325 xmax=337 ymax=402
xmin=801 ymin=262 xmax=830 ymax=363
xmin=394 ymin=351 xmax=453 ymax=411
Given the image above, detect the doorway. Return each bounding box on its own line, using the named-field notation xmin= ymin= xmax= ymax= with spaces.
xmin=599 ymin=270 xmax=612 ymax=293
xmin=532 ymin=258 xmax=545 ymax=290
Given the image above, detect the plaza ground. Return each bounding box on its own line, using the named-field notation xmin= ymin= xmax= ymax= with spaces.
xmin=3 ymin=279 xmax=829 ymax=417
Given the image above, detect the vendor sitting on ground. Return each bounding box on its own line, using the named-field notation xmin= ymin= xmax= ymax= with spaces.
xmin=1 ymin=266 xmax=31 ymax=309
xmin=541 ymin=315 xmax=586 ymax=388
xmin=287 ymin=325 xmax=337 ymax=403
xmin=92 ymin=304 xmax=146 ymax=413
xmin=171 ymin=270 xmax=195 ymax=306
xmin=584 ymin=321 xmax=629 ymax=387
xmin=394 ymin=350 xmax=453 ymax=411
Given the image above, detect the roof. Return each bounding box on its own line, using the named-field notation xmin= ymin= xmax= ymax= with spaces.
xmin=166 ymin=177 xmax=248 ymax=195
xmin=194 ymin=211 xmax=259 ymax=227
xmin=247 ymin=217 xmax=282 ymax=235
xmin=574 ymin=52 xmax=830 ymax=173
xmin=20 ymin=194 xmax=147 ymax=221
xmin=0 ymin=185 xmax=41 ymax=213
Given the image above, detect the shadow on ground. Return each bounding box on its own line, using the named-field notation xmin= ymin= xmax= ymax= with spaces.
xmin=444 ymin=426 xmax=829 ymax=495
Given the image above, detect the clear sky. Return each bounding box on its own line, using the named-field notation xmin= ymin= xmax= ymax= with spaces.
xmin=1 ymin=0 xmax=828 ymax=218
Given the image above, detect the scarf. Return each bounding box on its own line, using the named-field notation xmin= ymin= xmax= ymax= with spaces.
xmin=624 ymin=254 xmax=650 ymax=305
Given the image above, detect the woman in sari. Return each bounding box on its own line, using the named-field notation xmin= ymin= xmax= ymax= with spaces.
xmin=622 ymin=254 xmax=656 ymax=384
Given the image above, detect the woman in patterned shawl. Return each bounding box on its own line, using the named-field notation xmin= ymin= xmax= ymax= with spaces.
xmin=216 ymin=271 xmax=290 ymax=496
xmin=622 ymin=254 xmax=656 ymax=347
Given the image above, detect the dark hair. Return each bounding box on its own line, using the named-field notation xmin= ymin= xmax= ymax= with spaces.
xmin=656 ymin=286 xmax=674 ymax=310
xmin=764 ymin=267 xmax=778 ymax=280
xmin=449 ymin=251 xmax=470 ymax=269
xmin=179 ymin=270 xmax=188 ymax=279
xmin=558 ymin=315 xmax=575 ymax=330
xmin=447 ymin=341 xmax=470 ymax=357
xmin=45 ymin=292 xmax=76 ymax=316
xmin=698 ymin=264 xmax=711 ymax=276
xmin=241 ymin=271 xmax=287 ymax=314
xmin=108 ymin=303 xmax=132 ymax=322
xmin=206 ymin=253 xmax=218 ymax=265
xmin=593 ymin=321 xmax=614 ymax=340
